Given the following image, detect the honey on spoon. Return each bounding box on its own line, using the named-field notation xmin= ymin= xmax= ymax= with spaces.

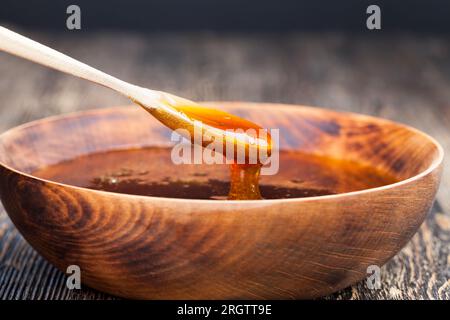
xmin=135 ymin=95 xmax=272 ymax=200
xmin=0 ymin=26 xmax=271 ymax=200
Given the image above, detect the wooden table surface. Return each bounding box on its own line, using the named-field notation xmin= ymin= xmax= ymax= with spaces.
xmin=0 ymin=29 xmax=449 ymax=300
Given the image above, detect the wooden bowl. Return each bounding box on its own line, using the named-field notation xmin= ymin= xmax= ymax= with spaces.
xmin=0 ymin=102 xmax=443 ymax=299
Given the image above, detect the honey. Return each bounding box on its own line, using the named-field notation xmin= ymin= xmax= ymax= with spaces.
xmin=32 ymin=147 xmax=398 ymax=200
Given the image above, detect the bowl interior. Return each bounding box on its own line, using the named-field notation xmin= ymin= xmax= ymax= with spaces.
xmin=0 ymin=102 xmax=442 ymax=190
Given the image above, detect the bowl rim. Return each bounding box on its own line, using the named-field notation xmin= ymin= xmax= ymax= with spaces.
xmin=0 ymin=102 xmax=444 ymax=204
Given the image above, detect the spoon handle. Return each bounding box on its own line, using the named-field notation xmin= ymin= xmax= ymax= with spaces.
xmin=0 ymin=26 xmax=161 ymax=106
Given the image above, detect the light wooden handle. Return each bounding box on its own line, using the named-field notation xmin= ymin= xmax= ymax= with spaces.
xmin=0 ymin=26 xmax=162 ymax=106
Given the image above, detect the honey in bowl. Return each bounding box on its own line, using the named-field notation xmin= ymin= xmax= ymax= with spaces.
xmin=28 ymin=100 xmax=398 ymax=201
xmin=32 ymin=147 xmax=398 ymax=200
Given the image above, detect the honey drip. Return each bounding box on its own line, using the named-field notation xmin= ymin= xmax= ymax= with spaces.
xmin=228 ymin=164 xmax=262 ymax=200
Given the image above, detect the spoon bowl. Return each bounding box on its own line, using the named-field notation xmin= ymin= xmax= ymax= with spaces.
xmin=0 ymin=102 xmax=443 ymax=299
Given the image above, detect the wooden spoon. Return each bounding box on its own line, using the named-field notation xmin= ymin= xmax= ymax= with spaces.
xmin=0 ymin=26 xmax=271 ymax=162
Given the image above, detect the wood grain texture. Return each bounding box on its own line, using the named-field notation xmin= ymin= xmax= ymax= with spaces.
xmin=0 ymin=29 xmax=449 ymax=299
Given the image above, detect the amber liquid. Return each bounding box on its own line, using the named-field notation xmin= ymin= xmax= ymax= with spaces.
xmin=33 ymin=147 xmax=398 ymax=200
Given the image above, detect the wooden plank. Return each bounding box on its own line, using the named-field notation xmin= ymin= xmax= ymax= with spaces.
xmin=0 ymin=30 xmax=449 ymax=299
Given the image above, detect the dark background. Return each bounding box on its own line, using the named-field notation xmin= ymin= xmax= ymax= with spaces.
xmin=0 ymin=0 xmax=449 ymax=33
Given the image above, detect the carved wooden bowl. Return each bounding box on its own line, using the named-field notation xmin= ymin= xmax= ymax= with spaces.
xmin=0 ymin=102 xmax=443 ymax=299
